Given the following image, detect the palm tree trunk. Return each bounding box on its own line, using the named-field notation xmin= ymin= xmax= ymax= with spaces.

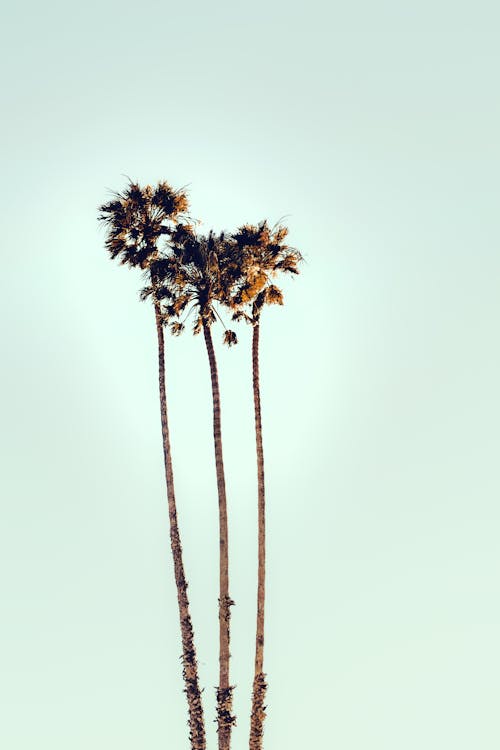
xmin=155 ymin=302 xmax=206 ymax=750
xmin=202 ymin=321 xmax=235 ymax=750
xmin=249 ymin=322 xmax=267 ymax=750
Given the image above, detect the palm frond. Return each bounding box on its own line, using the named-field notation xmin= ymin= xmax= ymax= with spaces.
xmin=231 ymin=310 xmax=253 ymax=324
xmin=193 ymin=315 xmax=203 ymax=335
xmin=170 ymin=321 xmax=185 ymax=336
xmin=265 ymin=285 xmax=284 ymax=305
xmin=139 ymin=285 xmax=153 ymax=302
xmin=223 ymin=330 xmax=238 ymax=347
xmin=173 ymin=294 xmax=191 ymax=316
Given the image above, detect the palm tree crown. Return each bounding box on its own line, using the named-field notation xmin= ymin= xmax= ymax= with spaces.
xmin=98 ymin=180 xmax=189 ymax=268
xmin=230 ymin=220 xmax=302 ymax=321
xmin=149 ymin=223 xmax=239 ymax=344
xmin=229 ymin=219 xmax=302 ymax=750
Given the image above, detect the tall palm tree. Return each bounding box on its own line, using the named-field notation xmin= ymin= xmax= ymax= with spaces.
xmin=151 ymin=225 xmax=239 ymax=750
xmin=230 ymin=221 xmax=302 ymax=750
xmin=153 ymin=223 xmax=236 ymax=750
xmin=98 ymin=181 xmax=206 ymax=750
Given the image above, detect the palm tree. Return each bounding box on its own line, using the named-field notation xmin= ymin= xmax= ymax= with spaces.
xmin=230 ymin=221 xmax=302 ymax=750
xmin=98 ymin=181 xmax=206 ymax=750
xmin=150 ymin=225 xmax=239 ymax=750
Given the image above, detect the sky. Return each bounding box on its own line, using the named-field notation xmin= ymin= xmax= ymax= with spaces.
xmin=1 ymin=2 xmax=500 ymax=749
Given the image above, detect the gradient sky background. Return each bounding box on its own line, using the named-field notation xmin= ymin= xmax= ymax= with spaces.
xmin=1 ymin=2 xmax=500 ymax=749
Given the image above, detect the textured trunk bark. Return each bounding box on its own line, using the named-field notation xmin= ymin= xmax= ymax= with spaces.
xmin=202 ymin=321 xmax=235 ymax=750
xmin=155 ymin=302 xmax=206 ymax=750
xmin=249 ymin=322 xmax=267 ymax=750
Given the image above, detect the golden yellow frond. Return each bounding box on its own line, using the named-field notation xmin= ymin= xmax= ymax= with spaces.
xmin=265 ymin=285 xmax=284 ymax=305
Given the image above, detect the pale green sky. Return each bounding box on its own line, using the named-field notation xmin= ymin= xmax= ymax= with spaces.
xmin=1 ymin=2 xmax=500 ymax=749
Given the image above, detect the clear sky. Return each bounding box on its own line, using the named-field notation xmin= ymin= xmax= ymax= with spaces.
xmin=1 ymin=2 xmax=499 ymax=749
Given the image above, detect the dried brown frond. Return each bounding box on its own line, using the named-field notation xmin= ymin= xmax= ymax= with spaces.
xmin=231 ymin=310 xmax=253 ymax=324
xmin=273 ymin=225 xmax=288 ymax=243
xmin=240 ymin=271 xmax=268 ymax=304
xmin=265 ymin=285 xmax=283 ymax=305
xmin=173 ymin=294 xmax=191 ymax=316
xmin=170 ymin=321 xmax=185 ymax=336
xmin=173 ymin=191 xmax=190 ymax=216
xmin=223 ymin=329 xmax=238 ymax=347
xmin=275 ymin=253 xmax=300 ymax=273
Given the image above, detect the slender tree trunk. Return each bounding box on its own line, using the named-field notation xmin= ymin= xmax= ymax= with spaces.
xmin=155 ymin=302 xmax=206 ymax=750
xmin=202 ymin=321 xmax=235 ymax=750
xmin=249 ymin=322 xmax=267 ymax=750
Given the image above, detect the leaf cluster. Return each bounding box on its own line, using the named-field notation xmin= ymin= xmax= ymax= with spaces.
xmin=98 ymin=180 xmax=189 ymax=268
xmin=230 ymin=220 xmax=302 ymax=323
xmin=99 ymin=181 xmax=303 ymax=343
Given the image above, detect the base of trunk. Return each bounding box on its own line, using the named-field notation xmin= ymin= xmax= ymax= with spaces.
xmin=216 ymin=685 xmax=236 ymax=747
xmin=249 ymin=672 xmax=267 ymax=750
